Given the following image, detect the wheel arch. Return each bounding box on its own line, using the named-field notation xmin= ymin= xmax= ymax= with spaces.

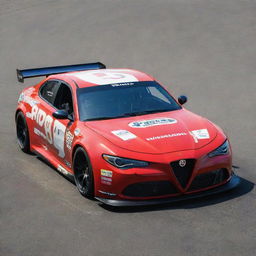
xmin=72 ymin=143 xmax=85 ymax=162
xmin=72 ymin=143 xmax=94 ymax=171
xmin=15 ymin=108 xmax=31 ymax=153
xmin=15 ymin=108 xmax=24 ymax=122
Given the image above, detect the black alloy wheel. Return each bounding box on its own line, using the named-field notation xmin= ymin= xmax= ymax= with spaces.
xmin=73 ymin=147 xmax=94 ymax=198
xmin=16 ymin=111 xmax=30 ymax=153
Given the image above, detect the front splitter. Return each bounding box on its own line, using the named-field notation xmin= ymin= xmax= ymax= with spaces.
xmin=95 ymin=174 xmax=240 ymax=207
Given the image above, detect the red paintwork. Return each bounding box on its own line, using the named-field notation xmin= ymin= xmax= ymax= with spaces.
xmin=16 ymin=68 xmax=232 ymax=201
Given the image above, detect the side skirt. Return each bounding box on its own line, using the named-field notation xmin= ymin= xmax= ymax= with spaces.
xmin=32 ymin=148 xmax=74 ymax=182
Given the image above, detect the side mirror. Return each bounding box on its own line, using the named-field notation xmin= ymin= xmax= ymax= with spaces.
xmin=178 ymin=95 xmax=188 ymax=105
xmin=52 ymin=110 xmax=69 ymax=120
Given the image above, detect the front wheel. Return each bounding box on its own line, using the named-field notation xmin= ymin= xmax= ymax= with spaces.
xmin=73 ymin=147 xmax=94 ymax=198
xmin=16 ymin=111 xmax=30 ymax=153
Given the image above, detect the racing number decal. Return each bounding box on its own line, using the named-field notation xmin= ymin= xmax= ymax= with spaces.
xmin=69 ymin=70 xmax=138 ymax=85
xmin=28 ymin=105 xmax=67 ymax=157
xmin=44 ymin=115 xmax=53 ymax=144
xmin=53 ymin=120 xmax=66 ymax=158
xmin=94 ymin=72 xmax=125 ymax=80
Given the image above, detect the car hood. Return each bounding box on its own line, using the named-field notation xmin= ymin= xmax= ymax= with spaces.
xmin=85 ymin=109 xmax=218 ymax=154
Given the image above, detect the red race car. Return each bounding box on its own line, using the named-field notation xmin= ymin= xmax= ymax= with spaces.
xmin=16 ymin=62 xmax=240 ymax=206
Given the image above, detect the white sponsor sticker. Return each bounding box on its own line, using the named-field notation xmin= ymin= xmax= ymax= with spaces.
xmin=129 ymin=118 xmax=177 ymax=128
xmin=101 ymin=169 xmax=113 ymax=177
xmin=111 ymin=82 xmax=135 ymax=87
xmin=101 ymin=176 xmax=112 ymax=182
xmin=98 ymin=190 xmax=116 ymax=196
xmin=34 ymin=128 xmax=46 ymax=140
xmin=18 ymin=93 xmax=38 ymax=107
xmin=101 ymin=180 xmax=112 ymax=185
xmin=112 ymin=130 xmax=137 ymax=141
xmin=18 ymin=92 xmax=24 ymax=103
xmin=100 ymin=169 xmax=113 ymax=185
xmin=68 ymin=70 xmax=138 ymax=85
xmin=146 ymin=132 xmax=187 ymax=141
xmin=65 ymin=130 xmax=74 ymax=150
xmin=190 ymin=129 xmax=210 ymax=142
xmin=57 ymin=165 xmax=69 ymax=176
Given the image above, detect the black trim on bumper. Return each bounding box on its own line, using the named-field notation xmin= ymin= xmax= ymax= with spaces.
xmin=95 ymin=174 xmax=240 ymax=207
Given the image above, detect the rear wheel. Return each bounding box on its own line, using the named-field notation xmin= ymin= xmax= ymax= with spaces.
xmin=16 ymin=111 xmax=30 ymax=153
xmin=73 ymin=147 xmax=94 ymax=198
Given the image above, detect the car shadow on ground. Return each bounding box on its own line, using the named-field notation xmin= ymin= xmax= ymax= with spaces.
xmin=99 ymin=176 xmax=254 ymax=213
xmin=36 ymin=155 xmax=98 ymax=201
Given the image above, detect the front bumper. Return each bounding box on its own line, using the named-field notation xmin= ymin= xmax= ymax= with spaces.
xmin=96 ymin=174 xmax=240 ymax=207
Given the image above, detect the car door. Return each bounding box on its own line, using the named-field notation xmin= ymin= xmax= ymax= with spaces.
xmin=49 ymin=82 xmax=75 ymax=168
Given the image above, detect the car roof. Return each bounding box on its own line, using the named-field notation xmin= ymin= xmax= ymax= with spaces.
xmin=52 ymin=68 xmax=154 ymax=88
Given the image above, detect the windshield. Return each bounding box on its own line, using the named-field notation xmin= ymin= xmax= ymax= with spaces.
xmin=77 ymin=81 xmax=181 ymax=121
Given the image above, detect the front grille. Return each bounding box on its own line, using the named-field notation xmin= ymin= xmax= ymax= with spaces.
xmin=188 ymin=168 xmax=230 ymax=191
xmin=122 ymin=181 xmax=178 ymax=197
xmin=170 ymin=159 xmax=196 ymax=188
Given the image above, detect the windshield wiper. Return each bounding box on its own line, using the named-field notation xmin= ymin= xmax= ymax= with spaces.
xmin=84 ymin=109 xmax=172 ymax=121
xmin=123 ymin=109 xmax=172 ymax=116
xmin=83 ymin=115 xmax=126 ymax=121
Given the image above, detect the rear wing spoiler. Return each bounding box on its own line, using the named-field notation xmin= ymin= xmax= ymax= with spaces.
xmin=16 ymin=62 xmax=106 ymax=83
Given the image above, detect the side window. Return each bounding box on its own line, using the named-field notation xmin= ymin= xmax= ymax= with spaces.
xmin=54 ymin=83 xmax=74 ymax=115
xmin=40 ymin=80 xmax=60 ymax=105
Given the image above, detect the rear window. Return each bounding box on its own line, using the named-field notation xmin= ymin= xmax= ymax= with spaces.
xmin=40 ymin=80 xmax=60 ymax=105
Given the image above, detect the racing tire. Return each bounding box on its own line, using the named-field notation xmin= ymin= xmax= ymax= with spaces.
xmin=73 ymin=147 xmax=94 ymax=198
xmin=16 ymin=111 xmax=30 ymax=153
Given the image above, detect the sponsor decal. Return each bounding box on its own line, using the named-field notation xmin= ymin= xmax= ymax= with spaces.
xmin=101 ymin=169 xmax=113 ymax=177
xmin=112 ymin=130 xmax=137 ymax=141
xmin=27 ymin=105 xmax=66 ymax=158
xmin=111 ymin=82 xmax=135 ymax=87
xmin=179 ymin=159 xmax=186 ymax=167
xmin=129 ymin=118 xmax=177 ymax=128
xmin=101 ymin=180 xmax=111 ymax=185
xmin=26 ymin=112 xmax=32 ymax=118
xmin=101 ymin=176 xmax=112 ymax=182
xmin=66 ymin=130 xmax=74 ymax=150
xmin=190 ymin=129 xmax=209 ymax=143
xmin=101 ymin=180 xmax=112 ymax=186
xmin=46 ymin=91 xmax=54 ymax=97
xmin=100 ymin=169 xmax=113 ymax=185
xmin=98 ymin=190 xmax=116 ymax=197
xmin=18 ymin=93 xmax=38 ymax=107
xmin=57 ymin=165 xmax=69 ymax=176
xmin=34 ymin=127 xmax=46 ymax=140
xmin=146 ymin=132 xmax=187 ymax=141
xmin=18 ymin=92 xmax=24 ymax=103
xmin=68 ymin=70 xmax=138 ymax=85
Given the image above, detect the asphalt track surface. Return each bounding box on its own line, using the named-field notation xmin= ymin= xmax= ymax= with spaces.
xmin=0 ymin=1 xmax=256 ymax=255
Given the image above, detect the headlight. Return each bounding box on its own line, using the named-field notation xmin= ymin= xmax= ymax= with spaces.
xmin=102 ymin=154 xmax=149 ymax=169
xmin=208 ymin=140 xmax=230 ymax=158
